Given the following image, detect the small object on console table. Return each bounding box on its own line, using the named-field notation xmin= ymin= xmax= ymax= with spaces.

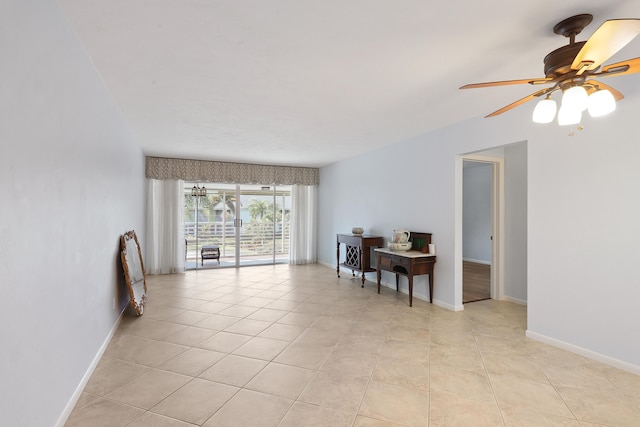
xmin=337 ymin=233 xmax=383 ymax=287
xmin=375 ymin=232 xmax=436 ymax=306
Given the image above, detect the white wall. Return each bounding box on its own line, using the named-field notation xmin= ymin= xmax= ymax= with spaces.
xmin=0 ymin=2 xmax=146 ymax=426
xmin=463 ymin=162 xmax=493 ymax=263
xmin=504 ymin=143 xmax=527 ymax=303
xmin=318 ymin=91 xmax=640 ymax=370
xmin=527 ymin=102 xmax=640 ymax=371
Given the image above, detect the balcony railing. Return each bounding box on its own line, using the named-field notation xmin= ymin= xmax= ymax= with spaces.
xmin=185 ymin=221 xmax=290 ymax=262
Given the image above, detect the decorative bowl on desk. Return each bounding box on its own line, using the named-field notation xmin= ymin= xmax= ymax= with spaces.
xmin=387 ymin=241 xmax=412 ymax=251
xmin=352 ymin=227 xmax=364 ymax=235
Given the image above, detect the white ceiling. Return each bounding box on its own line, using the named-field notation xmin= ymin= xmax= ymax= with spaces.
xmin=57 ymin=1 xmax=640 ymax=167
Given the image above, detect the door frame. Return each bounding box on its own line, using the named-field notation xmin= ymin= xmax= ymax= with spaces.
xmin=457 ymin=154 xmax=505 ymax=306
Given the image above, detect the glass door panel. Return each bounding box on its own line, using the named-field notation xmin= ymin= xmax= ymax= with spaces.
xmin=184 ymin=183 xmax=237 ymax=269
xmin=207 ymin=184 xmax=237 ymax=267
xmin=237 ymin=184 xmax=291 ymax=266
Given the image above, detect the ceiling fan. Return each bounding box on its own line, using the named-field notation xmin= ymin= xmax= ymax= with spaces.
xmin=460 ymin=14 xmax=640 ymax=125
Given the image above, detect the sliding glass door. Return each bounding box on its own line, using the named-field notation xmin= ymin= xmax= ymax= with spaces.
xmin=184 ymin=183 xmax=291 ymax=269
xmin=238 ymin=185 xmax=291 ymax=266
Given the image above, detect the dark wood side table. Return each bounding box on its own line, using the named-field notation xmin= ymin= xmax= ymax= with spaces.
xmin=337 ymin=234 xmax=383 ymax=287
xmin=375 ymin=248 xmax=436 ymax=306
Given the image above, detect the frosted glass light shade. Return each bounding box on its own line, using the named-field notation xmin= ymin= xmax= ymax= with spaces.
xmin=557 ymin=105 xmax=582 ymax=126
xmin=532 ymin=98 xmax=557 ymax=123
xmin=562 ymin=86 xmax=589 ymax=111
xmin=588 ymin=89 xmax=616 ymax=117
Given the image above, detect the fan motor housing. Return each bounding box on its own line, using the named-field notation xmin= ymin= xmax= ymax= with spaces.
xmin=543 ymin=41 xmax=586 ymax=78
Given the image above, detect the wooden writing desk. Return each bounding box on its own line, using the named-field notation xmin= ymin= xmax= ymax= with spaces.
xmin=375 ymin=249 xmax=436 ymax=306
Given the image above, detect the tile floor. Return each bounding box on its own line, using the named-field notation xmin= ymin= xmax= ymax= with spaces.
xmin=65 ymin=264 xmax=640 ymax=426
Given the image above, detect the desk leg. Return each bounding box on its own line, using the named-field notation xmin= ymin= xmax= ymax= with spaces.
xmin=428 ymin=271 xmax=434 ymax=304
xmin=408 ymin=275 xmax=413 ymax=307
xmin=395 ymin=274 xmax=399 ymax=292
xmin=336 ymin=240 xmax=340 ymax=278
xmin=377 ymin=266 xmax=381 ymax=294
xmin=359 ymin=247 xmax=365 ymax=287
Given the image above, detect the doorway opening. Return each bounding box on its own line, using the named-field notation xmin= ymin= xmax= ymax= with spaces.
xmin=459 ymin=151 xmax=506 ymax=306
xmin=184 ymin=183 xmax=292 ymax=269
xmin=463 ymin=160 xmax=494 ymax=303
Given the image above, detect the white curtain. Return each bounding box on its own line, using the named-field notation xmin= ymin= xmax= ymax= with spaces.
xmin=145 ymin=179 xmax=185 ymax=274
xmin=290 ymin=184 xmax=318 ymax=264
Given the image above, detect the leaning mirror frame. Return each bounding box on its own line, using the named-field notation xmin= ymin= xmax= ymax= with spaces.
xmin=120 ymin=230 xmax=148 ymax=315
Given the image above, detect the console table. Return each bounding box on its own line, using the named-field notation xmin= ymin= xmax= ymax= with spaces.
xmin=336 ymin=234 xmax=383 ymax=287
xmin=375 ymin=248 xmax=436 ymax=307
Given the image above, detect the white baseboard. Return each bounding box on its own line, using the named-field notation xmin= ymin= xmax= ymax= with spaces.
xmin=322 ymin=260 xmax=462 ymax=312
xmin=502 ymin=295 xmax=527 ymax=306
xmin=318 ymin=260 xmax=333 ymax=269
xmin=525 ymin=330 xmax=640 ymax=376
xmin=376 ymin=279 xmax=462 ymax=311
xmin=435 ymin=299 xmax=464 ymax=311
xmin=55 ymin=308 xmax=126 ymax=427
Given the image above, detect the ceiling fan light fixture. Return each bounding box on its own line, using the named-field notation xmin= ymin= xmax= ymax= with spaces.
xmin=557 ymin=104 xmax=582 ymax=126
xmin=562 ymin=85 xmax=589 ymax=111
xmin=588 ymin=89 xmax=616 ymax=117
xmin=532 ymin=97 xmax=557 ymax=123
xmin=461 ymin=14 xmax=639 ymax=127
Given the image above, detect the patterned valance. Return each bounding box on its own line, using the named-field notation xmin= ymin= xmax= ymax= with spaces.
xmin=145 ymin=156 xmax=319 ymax=185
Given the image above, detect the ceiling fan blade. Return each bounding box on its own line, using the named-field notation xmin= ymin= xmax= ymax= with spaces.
xmin=460 ymin=77 xmax=552 ymax=89
xmin=600 ymin=56 xmax=640 ymax=76
xmin=585 ymin=80 xmax=624 ymax=101
xmin=571 ymin=19 xmax=640 ymax=73
xmin=485 ymin=88 xmax=553 ymax=118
